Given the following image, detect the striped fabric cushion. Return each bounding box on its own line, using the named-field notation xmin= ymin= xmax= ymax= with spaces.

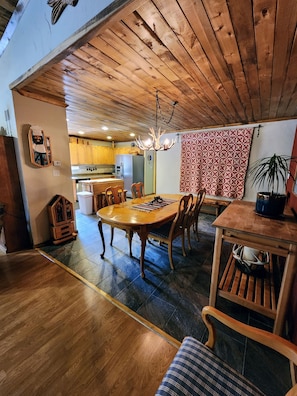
xmin=156 ymin=337 xmax=265 ymax=396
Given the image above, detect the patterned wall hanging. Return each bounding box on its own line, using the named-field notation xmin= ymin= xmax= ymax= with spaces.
xmin=180 ymin=128 xmax=254 ymax=199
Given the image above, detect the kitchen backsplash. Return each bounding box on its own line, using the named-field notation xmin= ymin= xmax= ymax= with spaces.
xmin=71 ymin=164 xmax=115 ymax=175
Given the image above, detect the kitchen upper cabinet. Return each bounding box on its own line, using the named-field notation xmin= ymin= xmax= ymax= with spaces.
xmin=92 ymin=145 xmax=114 ymax=164
xmin=69 ymin=139 xmax=93 ymax=164
xmin=78 ymin=142 xmax=93 ymax=164
xmin=69 ymin=141 xmax=79 ymax=164
xmin=69 ymin=138 xmax=114 ymax=165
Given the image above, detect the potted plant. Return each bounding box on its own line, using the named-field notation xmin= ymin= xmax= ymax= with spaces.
xmin=248 ymin=153 xmax=296 ymax=218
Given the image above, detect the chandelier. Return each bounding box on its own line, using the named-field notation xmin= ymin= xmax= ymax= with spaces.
xmin=135 ymin=90 xmax=178 ymax=151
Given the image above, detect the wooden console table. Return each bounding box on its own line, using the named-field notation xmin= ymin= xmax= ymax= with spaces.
xmin=209 ymin=200 xmax=297 ymax=335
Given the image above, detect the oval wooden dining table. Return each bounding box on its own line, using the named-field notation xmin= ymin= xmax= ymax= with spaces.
xmin=97 ymin=194 xmax=184 ymax=278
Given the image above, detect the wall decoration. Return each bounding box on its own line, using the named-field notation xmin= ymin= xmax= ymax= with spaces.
xmin=28 ymin=126 xmax=52 ymax=167
xmin=180 ymin=128 xmax=254 ymax=199
xmin=48 ymin=0 xmax=79 ymax=25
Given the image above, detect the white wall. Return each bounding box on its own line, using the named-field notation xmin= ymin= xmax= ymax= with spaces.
xmin=156 ymin=120 xmax=297 ymax=202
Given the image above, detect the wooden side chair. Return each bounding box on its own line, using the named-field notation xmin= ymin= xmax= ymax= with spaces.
xmin=131 ymin=182 xmax=144 ymax=198
xmin=147 ymin=194 xmax=193 ymax=270
xmin=104 ymin=186 xmax=133 ymax=256
xmin=105 ymin=186 xmax=126 ymax=205
xmin=185 ymin=188 xmax=206 ymax=250
xmin=156 ymin=305 xmax=297 ymax=396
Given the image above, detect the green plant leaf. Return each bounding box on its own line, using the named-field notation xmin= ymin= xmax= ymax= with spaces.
xmin=248 ymin=154 xmax=296 ymax=194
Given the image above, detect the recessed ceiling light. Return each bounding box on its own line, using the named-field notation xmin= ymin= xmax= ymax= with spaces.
xmin=102 ymin=126 xmax=109 ymax=131
xmin=130 ymin=133 xmax=135 ymax=137
xmin=78 ymin=131 xmax=85 ymax=135
xmin=107 ymin=136 xmax=112 ymax=140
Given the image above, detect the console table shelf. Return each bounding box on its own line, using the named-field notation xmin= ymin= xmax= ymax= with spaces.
xmin=210 ymin=200 xmax=297 ymax=335
xmin=218 ymin=253 xmax=277 ymax=319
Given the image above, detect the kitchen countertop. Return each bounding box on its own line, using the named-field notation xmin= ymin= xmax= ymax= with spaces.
xmin=80 ymin=177 xmax=122 ymax=184
xmin=71 ymin=174 xmax=114 ymax=180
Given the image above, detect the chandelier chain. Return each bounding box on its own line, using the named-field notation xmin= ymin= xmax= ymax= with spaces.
xmin=156 ymin=90 xmax=176 ymax=128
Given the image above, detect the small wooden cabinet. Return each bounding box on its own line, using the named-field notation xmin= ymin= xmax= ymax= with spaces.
xmin=47 ymin=195 xmax=76 ymax=244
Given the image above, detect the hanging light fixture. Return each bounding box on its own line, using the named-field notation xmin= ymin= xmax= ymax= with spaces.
xmin=135 ymin=90 xmax=178 ymax=151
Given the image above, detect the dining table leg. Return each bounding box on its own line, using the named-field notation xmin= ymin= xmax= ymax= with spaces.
xmin=137 ymin=228 xmax=149 ymax=278
xmin=97 ymin=219 xmax=105 ymax=259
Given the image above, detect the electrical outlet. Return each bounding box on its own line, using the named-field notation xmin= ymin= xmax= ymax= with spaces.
xmin=53 ymin=160 xmax=61 ymax=166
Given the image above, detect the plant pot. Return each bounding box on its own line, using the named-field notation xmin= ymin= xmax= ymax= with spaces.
xmin=255 ymin=192 xmax=287 ymax=218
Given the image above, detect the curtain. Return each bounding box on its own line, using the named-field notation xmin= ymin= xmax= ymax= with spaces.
xmin=180 ymin=128 xmax=254 ymax=199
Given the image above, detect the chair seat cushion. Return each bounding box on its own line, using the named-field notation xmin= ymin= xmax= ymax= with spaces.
xmin=149 ymin=221 xmax=173 ymax=238
xmin=155 ymin=336 xmax=265 ymax=396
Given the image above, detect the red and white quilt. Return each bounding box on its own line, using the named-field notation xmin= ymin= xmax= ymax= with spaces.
xmin=180 ymin=128 xmax=254 ymax=199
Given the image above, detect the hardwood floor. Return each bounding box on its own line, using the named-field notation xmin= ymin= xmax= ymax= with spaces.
xmin=0 ymin=249 xmax=179 ymax=395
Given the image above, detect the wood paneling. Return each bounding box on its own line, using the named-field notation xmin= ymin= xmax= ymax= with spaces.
xmin=12 ymin=0 xmax=297 ymax=142
xmin=0 ymin=0 xmax=18 ymax=39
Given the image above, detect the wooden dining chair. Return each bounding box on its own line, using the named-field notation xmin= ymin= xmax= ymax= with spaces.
xmin=156 ymin=305 xmax=297 ymax=395
xmin=147 ymin=194 xmax=193 ymax=270
xmin=131 ymin=182 xmax=144 ymax=198
xmin=105 ymin=185 xmax=126 ymax=205
xmin=105 ymin=186 xmax=133 ymax=256
xmin=185 ymin=188 xmax=206 ymax=250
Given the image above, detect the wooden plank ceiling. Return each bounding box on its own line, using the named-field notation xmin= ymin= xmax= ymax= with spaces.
xmin=0 ymin=0 xmax=18 ymax=39
xmin=14 ymin=0 xmax=297 ymax=142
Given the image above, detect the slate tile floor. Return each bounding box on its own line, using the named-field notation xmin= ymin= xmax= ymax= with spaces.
xmin=41 ymin=205 xmax=292 ymax=395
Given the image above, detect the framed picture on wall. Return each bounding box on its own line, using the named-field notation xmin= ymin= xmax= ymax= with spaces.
xmin=28 ymin=126 xmax=52 ymax=167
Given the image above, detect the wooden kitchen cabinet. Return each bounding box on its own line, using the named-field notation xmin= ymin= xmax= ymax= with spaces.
xmin=0 ymin=136 xmax=31 ymax=252
xmin=69 ymin=139 xmax=93 ymax=164
xmin=92 ymin=145 xmax=114 ymax=164
xmin=69 ymin=141 xmax=79 ymax=164
xmin=69 ymin=138 xmax=114 ymax=165
xmin=78 ymin=142 xmax=92 ymax=164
